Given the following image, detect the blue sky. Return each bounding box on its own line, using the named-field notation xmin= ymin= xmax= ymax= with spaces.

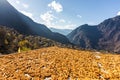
xmin=7 ymin=0 xmax=120 ymax=29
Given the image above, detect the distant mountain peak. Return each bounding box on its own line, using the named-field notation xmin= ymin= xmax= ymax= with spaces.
xmin=82 ymin=24 xmax=89 ymax=26
xmin=50 ymin=27 xmax=72 ymax=35
xmin=68 ymin=16 xmax=120 ymax=53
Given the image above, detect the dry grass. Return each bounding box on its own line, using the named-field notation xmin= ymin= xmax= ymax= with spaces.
xmin=0 ymin=46 xmax=120 ymax=80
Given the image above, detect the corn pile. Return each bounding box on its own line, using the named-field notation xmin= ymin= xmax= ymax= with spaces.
xmin=0 ymin=47 xmax=120 ymax=80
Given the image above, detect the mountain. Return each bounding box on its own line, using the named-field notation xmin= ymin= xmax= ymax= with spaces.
xmin=67 ymin=24 xmax=102 ymax=49
xmin=50 ymin=28 xmax=72 ymax=35
xmin=98 ymin=16 xmax=120 ymax=53
xmin=0 ymin=0 xmax=70 ymax=44
xmin=67 ymin=16 xmax=120 ymax=53
xmin=0 ymin=25 xmax=74 ymax=54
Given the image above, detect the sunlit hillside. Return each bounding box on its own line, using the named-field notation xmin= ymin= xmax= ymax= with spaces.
xmin=0 ymin=47 xmax=120 ymax=80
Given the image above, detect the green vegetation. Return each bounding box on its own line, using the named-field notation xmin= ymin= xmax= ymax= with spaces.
xmin=0 ymin=26 xmax=73 ymax=54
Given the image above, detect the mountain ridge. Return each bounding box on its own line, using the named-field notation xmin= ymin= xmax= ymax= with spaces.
xmin=50 ymin=27 xmax=72 ymax=35
xmin=67 ymin=16 xmax=120 ymax=53
xmin=0 ymin=25 xmax=74 ymax=54
xmin=0 ymin=0 xmax=70 ymax=44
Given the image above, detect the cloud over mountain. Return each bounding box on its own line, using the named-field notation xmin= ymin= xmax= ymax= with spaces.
xmin=48 ymin=1 xmax=63 ymax=13
xmin=20 ymin=10 xmax=33 ymax=19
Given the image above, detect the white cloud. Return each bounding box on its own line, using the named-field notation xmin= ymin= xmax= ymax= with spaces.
xmin=22 ymin=3 xmax=29 ymax=8
xmin=68 ymin=21 xmax=71 ymax=24
xmin=117 ymin=11 xmax=120 ymax=15
xmin=20 ymin=11 xmax=33 ymax=19
xmin=40 ymin=11 xmax=56 ymax=27
xmin=59 ymin=19 xmax=65 ymax=23
xmin=64 ymin=24 xmax=76 ymax=29
xmin=40 ymin=11 xmax=76 ymax=29
xmin=51 ymin=24 xmax=76 ymax=29
xmin=16 ymin=0 xmax=20 ymax=4
xmin=48 ymin=1 xmax=63 ymax=13
xmin=77 ymin=15 xmax=82 ymax=18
